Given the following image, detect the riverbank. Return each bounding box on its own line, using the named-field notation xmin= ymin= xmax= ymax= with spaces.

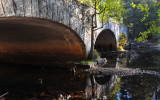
xmin=129 ymin=41 xmax=158 ymax=50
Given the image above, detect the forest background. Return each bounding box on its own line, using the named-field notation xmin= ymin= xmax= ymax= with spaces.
xmin=78 ymin=0 xmax=160 ymax=43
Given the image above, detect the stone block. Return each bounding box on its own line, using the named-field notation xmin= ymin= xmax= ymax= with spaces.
xmin=52 ymin=2 xmax=57 ymax=21
xmin=13 ymin=0 xmax=24 ymax=16
xmin=47 ymin=0 xmax=53 ymax=20
xmin=39 ymin=0 xmax=47 ymax=18
xmin=1 ymin=0 xmax=15 ymax=17
xmin=32 ymin=0 xmax=39 ymax=17
xmin=24 ymin=0 xmax=32 ymax=17
xmin=0 ymin=1 xmax=5 ymax=17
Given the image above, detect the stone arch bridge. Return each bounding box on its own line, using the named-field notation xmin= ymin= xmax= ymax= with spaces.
xmin=94 ymin=19 xmax=128 ymax=52
xmin=0 ymin=0 xmax=127 ymax=63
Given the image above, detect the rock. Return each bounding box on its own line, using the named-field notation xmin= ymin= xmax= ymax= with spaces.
xmin=98 ymin=58 xmax=107 ymax=66
xmin=0 ymin=97 xmax=5 ymax=100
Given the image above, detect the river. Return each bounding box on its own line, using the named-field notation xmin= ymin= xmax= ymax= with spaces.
xmin=0 ymin=47 xmax=160 ymax=100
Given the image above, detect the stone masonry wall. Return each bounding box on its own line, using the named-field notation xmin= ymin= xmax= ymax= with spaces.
xmin=96 ymin=18 xmax=128 ymax=46
xmin=0 ymin=0 xmax=93 ymax=54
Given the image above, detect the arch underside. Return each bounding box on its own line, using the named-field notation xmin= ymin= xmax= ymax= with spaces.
xmin=95 ymin=29 xmax=117 ymax=52
xmin=0 ymin=17 xmax=86 ymax=63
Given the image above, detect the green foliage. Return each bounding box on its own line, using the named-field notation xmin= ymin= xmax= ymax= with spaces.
xmin=80 ymin=60 xmax=93 ymax=64
xmin=137 ymin=3 xmax=150 ymax=21
xmin=79 ymin=0 xmax=160 ymax=42
xmin=124 ymin=0 xmax=160 ymax=42
xmin=157 ymin=41 xmax=160 ymax=46
xmin=131 ymin=2 xmax=136 ymax=8
xmin=92 ymin=50 xmax=101 ymax=61
xmin=81 ymin=50 xmax=100 ymax=64
xmin=98 ymin=0 xmax=126 ymax=23
xmin=134 ymin=2 xmax=160 ymax=42
xmin=119 ymin=33 xmax=128 ymax=47
xmin=131 ymin=2 xmax=150 ymax=22
xmin=107 ymin=78 xmax=121 ymax=99
xmin=78 ymin=0 xmax=93 ymax=5
xmin=78 ymin=0 xmax=126 ymax=23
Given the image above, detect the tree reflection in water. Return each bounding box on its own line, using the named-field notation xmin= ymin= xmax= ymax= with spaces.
xmin=85 ymin=50 xmax=160 ymax=100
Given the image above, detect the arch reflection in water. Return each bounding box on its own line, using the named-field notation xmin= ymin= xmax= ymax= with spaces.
xmin=85 ymin=51 xmax=160 ymax=100
xmin=85 ymin=74 xmax=119 ymax=99
xmin=85 ymin=57 xmax=120 ymax=99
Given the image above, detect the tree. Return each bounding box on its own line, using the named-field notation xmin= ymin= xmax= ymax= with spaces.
xmin=133 ymin=2 xmax=160 ymax=42
xmin=119 ymin=33 xmax=128 ymax=47
xmin=124 ymin=0 xmax=160 ymax=42
xmin=78 ymin=0 xmax=126 ymax=23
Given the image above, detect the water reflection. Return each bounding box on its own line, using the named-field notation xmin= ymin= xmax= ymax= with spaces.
xmin=0 ymin=66 xmax=88 ymax=100
xmin=85 ymin=50 xmax=160 ymax=100
xmin=85 ymin=74 xmax=119 ymax=99
xmin=0 ymin=50 xmax=160 ymax=100
xmin=85 ymin=57 xmax=120 ymax=100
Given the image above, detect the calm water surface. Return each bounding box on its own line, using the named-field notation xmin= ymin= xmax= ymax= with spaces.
xmin=0 ymin=48 xmax=160 ymax=100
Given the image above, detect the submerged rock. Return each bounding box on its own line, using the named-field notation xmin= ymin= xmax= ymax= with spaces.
xmin=98 ymin=58 xmax=107 ymax=66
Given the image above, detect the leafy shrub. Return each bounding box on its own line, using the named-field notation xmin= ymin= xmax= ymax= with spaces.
xmin=118 ymin=33 xmax=128 ymax=50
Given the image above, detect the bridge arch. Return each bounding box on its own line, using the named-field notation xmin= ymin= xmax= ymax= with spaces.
xmin=0 ymin=17 xmax=86 ymax=62
xmin=94 ymin=29 xmax=117 ymax=52
xmin=0 ymin=0 xmax=95 ymax=62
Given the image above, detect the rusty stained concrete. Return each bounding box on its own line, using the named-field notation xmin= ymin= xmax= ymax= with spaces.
xmin=0 ymin=17 xmax=86 ymax=62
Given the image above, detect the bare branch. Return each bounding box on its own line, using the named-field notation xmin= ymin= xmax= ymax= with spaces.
xmin=0 ymin=92 xmax=9 ymax=98
xmin=94 ymin=0 xmax=97 ymax=28
xmin=93 ymin=26 xmax=104 ymax=31
xmin=93 ymin=4 xmax=106 ymax=30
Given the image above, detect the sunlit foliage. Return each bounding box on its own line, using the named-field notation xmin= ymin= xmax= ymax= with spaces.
xmin=119 ymin=33 xmax=128 ymax=47
xmin=130 ymin=1 xmax=160 ymax=42
xmin=78 ymin=0 xmax=126 ymax=23
xmin=79 ymin=0 xmax=160 ymax=42
xmin=118 ymin=33 xmax=128 ymax=50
